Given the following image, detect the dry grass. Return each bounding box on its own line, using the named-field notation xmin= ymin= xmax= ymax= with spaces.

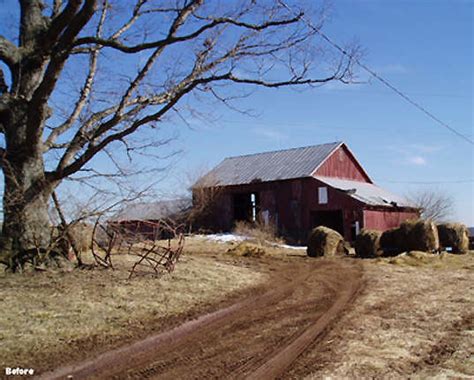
xmin=304 ymin=252 xmax=474 ymax=379
xmin=0 ymin=244 xmax=265 ymax=371
xmin=226 ymin=242 xmax=267 ymax=258
xmin=186 ymin=235 xmax=305 ymax=259
xmin=378 ymin=250 xmax=474 ymax=270
xmin=233 ymin=220 xmax=284 ymax=245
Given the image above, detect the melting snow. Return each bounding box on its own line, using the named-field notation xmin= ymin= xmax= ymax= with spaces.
xmin=193 ymin=233 xmax=306 ymax=250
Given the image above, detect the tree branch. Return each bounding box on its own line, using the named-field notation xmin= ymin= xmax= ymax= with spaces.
xmin=0 ymin=35 xmax=20 ymax=69
xmin=25 ymin=0 xmax=98 ymax=148
xmin=73 ymin=13 xmax=303 ymax=53
xmin=44 ymin=1 xmax=107 ymax=150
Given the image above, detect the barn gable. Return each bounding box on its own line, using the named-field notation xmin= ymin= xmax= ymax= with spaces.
xmin=312 ymin=143 xmax=372 ymax=183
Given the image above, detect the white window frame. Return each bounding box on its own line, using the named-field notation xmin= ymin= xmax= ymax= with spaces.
xmin=318 ymin=187 xmax=328 ymax=204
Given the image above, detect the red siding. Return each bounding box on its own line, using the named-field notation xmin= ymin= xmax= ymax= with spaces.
xmin=363 ymin=209 xmax=419 ymax=231
xmin=314 ymin=145 xmax=371 ymax=182
xmin=194 ymin=177 xmax=419 ymax=242
xmin=305 ymin=177 xmax=364 ymax=240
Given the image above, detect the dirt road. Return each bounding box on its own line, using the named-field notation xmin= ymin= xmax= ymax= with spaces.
xmin=39 ymin=257 xmax=363 ymax=379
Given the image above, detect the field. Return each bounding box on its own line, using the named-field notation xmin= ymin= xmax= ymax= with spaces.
xmin=1 ymin=236 xmax=473 ymax=378
xmin=291 ymin=252 xmax=474 ymax=379
xmin=0 ymin=238 xmax=268 ymax=373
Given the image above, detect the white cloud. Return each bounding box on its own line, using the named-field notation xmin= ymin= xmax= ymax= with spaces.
xmin=408 ymin=156 xmax=427 ymax=166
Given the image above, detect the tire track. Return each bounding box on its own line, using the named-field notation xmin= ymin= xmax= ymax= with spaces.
xmin=39 ymin=258 xmax=363 ymax=380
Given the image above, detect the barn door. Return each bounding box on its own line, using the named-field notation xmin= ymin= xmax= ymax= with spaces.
xmin=311 ymin=210 xmax=344 ymax=236
xmin=233 ymin=192 xmax=260 ymax=223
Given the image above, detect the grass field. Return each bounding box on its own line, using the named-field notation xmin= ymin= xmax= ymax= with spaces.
xmin=301 ymin=252 xmax=474 ymax=379
xmin=1 ymin=235 xmax=472 ymax=378
xmin=0 ymin=238 xmax=269 ymax=372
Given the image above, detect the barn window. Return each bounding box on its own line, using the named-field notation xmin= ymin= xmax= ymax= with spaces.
xmin=318 ymin=187 xmax=328 ymax=204
xmin=250 ymin=193 xmax=257 ymax=222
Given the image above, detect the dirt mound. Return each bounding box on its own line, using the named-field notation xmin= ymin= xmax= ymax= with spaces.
xmin=437 ymin=223 xmax=469 ymax=254
xmin=355 ymin=230 xmax=382 ymax=258
xmin=307 ymin=226 xmax=346 ymax=257
xmin=227 ymin=242 xmax=266 ymax=257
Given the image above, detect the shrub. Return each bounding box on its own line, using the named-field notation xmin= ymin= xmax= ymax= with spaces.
xmin=233 ymin=220 xmax=282 ymax=245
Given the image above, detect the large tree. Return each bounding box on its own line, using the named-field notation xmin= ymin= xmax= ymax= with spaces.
xmin=0 ymin=0 xmax=357 ymax=269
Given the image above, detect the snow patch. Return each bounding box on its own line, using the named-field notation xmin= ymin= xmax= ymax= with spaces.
xmin=193 ymin=233 xmax=306 ymax=250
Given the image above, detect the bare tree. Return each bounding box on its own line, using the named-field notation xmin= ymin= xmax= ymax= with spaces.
xmin=0 ymin=0 xmax=359 ymax=269
xmin=408 ymin=189 xmax=454 ymax=222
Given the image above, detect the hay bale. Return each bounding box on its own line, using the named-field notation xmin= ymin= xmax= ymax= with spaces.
xmin=380 ymin=228 xmax=405 ymax=256
xmin=226 ymin=242 xmax=266 ymax=258
xmin=437 ymin=223 xmax=469 ymax=254
xmin=381 ymin=220 xmax=439 ymax=256
xmin=307 ymin=226 xmax=345 ymax=257
xmin=400 ymin=219 xmax=439 ymax=252
xmin=355 ymin=229 xmax=382 ymax=258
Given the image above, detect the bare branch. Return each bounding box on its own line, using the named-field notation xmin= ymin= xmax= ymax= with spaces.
xmin=73 ymin=12 xmax=303 ymax=53
xmin=0 ymin=35 xmax=20 ymax=69
xmin=25 ymin=0 xmax=98 ymax=148
xmin=44 ymin=1 xmax=107 ymax=150
xmin=52 ymin=0 xmax=63 ymax=18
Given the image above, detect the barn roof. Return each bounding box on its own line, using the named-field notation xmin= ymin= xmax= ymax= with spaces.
xmin=314 ymin=176 xmax=415 ymax=208
xmin=197 ymin=141 xmax=342 ymax=187
xmin=111 ymin=198 xmax=192 ymax=222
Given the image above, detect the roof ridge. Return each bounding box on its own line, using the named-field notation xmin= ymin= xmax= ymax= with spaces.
xmin=223 ymin=141 xmax=343 ymax=160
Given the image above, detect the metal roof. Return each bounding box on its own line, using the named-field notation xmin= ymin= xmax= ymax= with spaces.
xmin=197 ymin=142 xmax=342 ymax=187
xmin=111 ymin=198 xmax=192 ymax=222
xmin=314 ymin=176 xmax=415 ymax=208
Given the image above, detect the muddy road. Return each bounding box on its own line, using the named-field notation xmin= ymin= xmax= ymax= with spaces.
xmin=40 ymin=257 xmax=363 ymax=379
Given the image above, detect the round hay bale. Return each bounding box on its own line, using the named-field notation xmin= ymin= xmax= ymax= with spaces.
xmin=355 ymin=229 xmax=382 ymax=258
xmin=307 ymin=226 xmax=345 ymax=257
xmin=380 ymin=228 xmax=405 ymax=257
xmin=437 ymin=223 xmax=469 ymax=254
xmin=400 ymin=219 xmax=439 ymax=252
xmin=226 ymin=242 xmax=266 ymax=258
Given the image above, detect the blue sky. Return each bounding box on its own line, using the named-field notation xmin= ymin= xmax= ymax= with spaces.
xmin=163 ymin=0 xmax=473 ymax=224
xmin=0 ymin=1 xmax=472 ymax=224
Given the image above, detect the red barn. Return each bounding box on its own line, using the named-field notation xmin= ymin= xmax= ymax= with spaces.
xmin=194 ymin=142 xmax=419 ymax=243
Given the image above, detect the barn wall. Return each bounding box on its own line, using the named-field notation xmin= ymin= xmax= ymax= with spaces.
xmin=363 ymin=209 xmax=420 ymax=231
xmin=303 ymin=177 xmax=364 ymax=241
xmin=313 ymin=145 xmax=371 ymax=183
xmin=194 ymin=179 xmax=315 ymax=240
xmin=194 ymin=177 xmax=368 ymax=242
xmin=193 ymin=177 xmax=417 ymax=243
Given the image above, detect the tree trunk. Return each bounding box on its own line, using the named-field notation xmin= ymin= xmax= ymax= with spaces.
xmin=1 ymin=117 xmax=54 ymax=269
